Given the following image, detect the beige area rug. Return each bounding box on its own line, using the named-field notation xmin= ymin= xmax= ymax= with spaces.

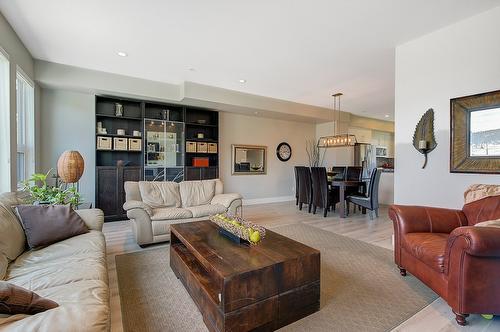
xmin=115 ymin=224 xmax=437 ymax=332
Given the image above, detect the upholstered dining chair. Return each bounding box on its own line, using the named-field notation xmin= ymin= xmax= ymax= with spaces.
xmin=311 ymin=167 xmax=340 ymax=217
xmin=345 ymin=166 xmax=363 ymax=197
xmin=346 ymin=168 xmax=381 ymax=219
xmin=297 ymin=166 xmax=313 ymax=213
xmin=332 ymin=166 xmax=346 ymax=180
xmin=294 ymin=166 xmax=300 ymax=205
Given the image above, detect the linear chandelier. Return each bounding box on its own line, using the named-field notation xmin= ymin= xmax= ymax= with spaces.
xmin=317 ymin=92 xmax=357 ymax=148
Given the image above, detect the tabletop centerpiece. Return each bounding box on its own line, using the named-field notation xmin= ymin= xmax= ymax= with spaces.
xmin=209 ymin=213 xmax=266 ymax=245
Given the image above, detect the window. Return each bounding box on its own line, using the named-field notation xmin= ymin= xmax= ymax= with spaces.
xmin=16 ymin=69 xmax=34 ymax=185
xmin=0 ymin=49 xmax=9 ymax=192
xmin=469 ymin=107 xmax=500 ymax=157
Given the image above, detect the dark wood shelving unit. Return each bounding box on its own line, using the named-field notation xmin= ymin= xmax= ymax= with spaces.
xmin=95 ymin=96 xmax=219 ymax=221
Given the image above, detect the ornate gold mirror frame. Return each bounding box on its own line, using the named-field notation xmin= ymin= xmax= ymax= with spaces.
xmin=450 ymin=90 xmax=500 ymax=174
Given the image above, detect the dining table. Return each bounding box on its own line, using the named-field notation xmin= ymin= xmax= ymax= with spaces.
xmin=329 ymin=180 xmax=366 ymax=218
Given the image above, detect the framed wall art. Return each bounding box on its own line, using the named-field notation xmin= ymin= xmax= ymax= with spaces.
xmin=450 ymin=89 xmax=500 ymax=174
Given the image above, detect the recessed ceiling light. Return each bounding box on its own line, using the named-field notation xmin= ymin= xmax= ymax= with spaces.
xmin=384 ymin=114 xmax=390 ymax=118
xmin=239 ymin=79 xmax=246 ymax=83
xmin=117 ymin=51 xmax=128 ymax=57
xmin=254 ymin=111 xmax=259 ymax=115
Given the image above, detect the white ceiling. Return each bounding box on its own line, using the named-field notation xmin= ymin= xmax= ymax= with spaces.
xmin=1 ymin=0 xmax=498 ymax=121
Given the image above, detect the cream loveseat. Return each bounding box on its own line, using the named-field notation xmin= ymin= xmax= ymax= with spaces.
xmin=124 ymin=179 xmax=242 ymax=246
xmin=0 ymin=192 xmax=109 ymax=332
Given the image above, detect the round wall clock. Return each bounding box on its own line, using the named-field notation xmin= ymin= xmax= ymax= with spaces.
xmin=276 ymin=142 xmax=292 ymax=162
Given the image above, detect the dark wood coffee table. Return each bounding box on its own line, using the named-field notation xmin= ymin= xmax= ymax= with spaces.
xmin=170 ymin=220 xmax=320 ymax=332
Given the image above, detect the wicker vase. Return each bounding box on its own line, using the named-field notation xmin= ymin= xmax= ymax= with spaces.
xmin=57 ymin=151 xmax=85 ymax=183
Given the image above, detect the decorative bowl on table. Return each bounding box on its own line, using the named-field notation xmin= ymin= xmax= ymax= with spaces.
xmin=209 ymin=213 xmax=266 ymax=245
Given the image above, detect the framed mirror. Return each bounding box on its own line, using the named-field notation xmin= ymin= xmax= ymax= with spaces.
xmin=232 ymin=145 xmax=267 ymax=175
xmin=450 ymin=90 xmax=500 ymax=173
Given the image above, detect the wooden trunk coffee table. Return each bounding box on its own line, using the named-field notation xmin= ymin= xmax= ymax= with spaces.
xmin=170 ymin=220 xmax=320 ymax=332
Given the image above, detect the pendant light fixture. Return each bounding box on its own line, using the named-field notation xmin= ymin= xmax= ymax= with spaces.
xmin=317 ymin=93 xmax=357 ymax=148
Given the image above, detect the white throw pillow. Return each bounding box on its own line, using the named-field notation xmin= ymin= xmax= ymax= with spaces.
xmin=138 ymin=181 xmax=181 ymax=208
xmin=475 ymin=218 xmax=500 ymax=228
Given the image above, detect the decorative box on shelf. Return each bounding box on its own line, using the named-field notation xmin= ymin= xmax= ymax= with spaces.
xmin=97 ymin=136 xmax=112 ymax=150
xmin=193 ymin=157 xmax=209 ymax=167
xmin=196 ymin=142 xmax=208 ymax=153
xmin=113 ymin=137 xmax=128 ymax=151
xmin=128 ymin=138 xmax=142 ymax=151
xmin=208 ymin=143 xmax=218 ymax=154
xmin=209 ymin=213 xmax=266 ymax=245
xmin=186 ymin=141 xmax=197 ymax=153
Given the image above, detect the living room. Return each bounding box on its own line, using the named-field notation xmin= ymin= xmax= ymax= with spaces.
xmin=0 ymin=1 xmax=499 ymax=331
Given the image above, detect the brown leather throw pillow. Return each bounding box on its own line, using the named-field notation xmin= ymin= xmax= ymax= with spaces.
xmin=15 ymin=205 xmax=88 ymax=249
xmin=0 ymin=281 xmax=58 ymax=315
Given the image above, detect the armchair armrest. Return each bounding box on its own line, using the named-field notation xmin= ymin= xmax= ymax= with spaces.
xmin=389 ymin=205 xmax=467 ymax=235
xmin=211 ymin=193 xmax=242 ymax=208
xmin=123 ymin=200 xmax=152 ymax=216
xmin=75 ymin=209 xmax=104 ymax=231
xmin=447 ymin=226 xmax=500 ymax=257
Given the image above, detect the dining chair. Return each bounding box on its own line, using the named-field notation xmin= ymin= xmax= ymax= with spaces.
xmin=332 ymin=166 xmax=346 ymax=180
xmin=294 ymin=166 xmax=300 ymax=205
xmin=311 ymin=167 xmax=339 ymax=217
xmin=345 ymin=166 xmax=364 ymax=197
xmin=297 ymin=166 xmax=313 ymax=212
xmin=346 ymin=168 xmax=381 ymax=220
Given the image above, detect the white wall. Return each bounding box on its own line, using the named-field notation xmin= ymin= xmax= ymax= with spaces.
xmin=220 ymin=112 xmax=315 ymax=203
xmin=395 ymin=6 xmax=500 ymax=209
xmin=40 ymin=88 xmax=95 ymax=204
xmin=0 ymin=12 xmax=35 ymax=191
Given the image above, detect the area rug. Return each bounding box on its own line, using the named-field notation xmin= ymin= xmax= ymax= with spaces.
xmin=115 ymin=223 xmax=437 ymax=332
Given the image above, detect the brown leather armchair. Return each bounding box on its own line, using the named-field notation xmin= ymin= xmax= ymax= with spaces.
xmin=389 ymin=195 xmax=500 ymax=326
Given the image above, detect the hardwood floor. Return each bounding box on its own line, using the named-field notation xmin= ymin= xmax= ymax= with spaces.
xmin=103 ymin=201 xmax=499 ymax=332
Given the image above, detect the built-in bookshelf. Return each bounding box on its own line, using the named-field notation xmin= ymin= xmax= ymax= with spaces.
xmin=95 ymin=95 xmax=219 ymax=221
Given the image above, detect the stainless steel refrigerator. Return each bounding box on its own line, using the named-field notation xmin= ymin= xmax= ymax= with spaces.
xmin=353 ymin=143 xmax=377 ymax=179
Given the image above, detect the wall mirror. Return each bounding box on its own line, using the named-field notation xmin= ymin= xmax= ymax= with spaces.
xmin=232 ymin=145 xmax=267 ymax=175
xmin=450 ymin=89 xmax=500 ymax=173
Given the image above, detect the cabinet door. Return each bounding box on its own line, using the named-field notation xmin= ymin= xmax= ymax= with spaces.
xmin=185 ymin=167 xmax=201 ymax=180
xmin=202 ymin=167 xmax=218 ymax=180
xmin=96 ymin=167 xmax=119 ymax=219
xmin=119 ymin=167 xmax=142 ymax=215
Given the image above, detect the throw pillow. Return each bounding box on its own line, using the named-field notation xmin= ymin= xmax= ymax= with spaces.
xmin=475 ymin=218 xmax=500 ymax=228
xmin=15 ymin=205 xmax=88 ymax=249
xmin=0 ymin=281 xmax=58 ymax=315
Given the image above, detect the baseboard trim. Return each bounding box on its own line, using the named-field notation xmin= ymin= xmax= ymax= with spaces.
xmin=243 ymin=196 xmax=295 ymax=206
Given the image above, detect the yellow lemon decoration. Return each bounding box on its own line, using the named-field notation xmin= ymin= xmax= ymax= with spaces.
xmin=250 ymin=231 xmax=261 ymax=243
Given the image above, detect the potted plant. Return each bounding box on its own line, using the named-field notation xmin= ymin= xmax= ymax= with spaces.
xmin=21 ymin=170 xmax=82 ymax=207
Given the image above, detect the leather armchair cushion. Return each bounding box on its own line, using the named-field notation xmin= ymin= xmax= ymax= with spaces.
xmin=187 ymin=204 xmax=227 ymax=218
xmin=463 ymin=196 xmax=500 ymax=226
xmin=403 ymin=233 xmax=449 ymax=273
xmin=150 ymin=207 xmax=193 ymax=221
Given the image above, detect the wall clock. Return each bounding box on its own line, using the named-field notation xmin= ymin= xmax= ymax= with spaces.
xmin=276 ymin=142 xmax=292 ymax=162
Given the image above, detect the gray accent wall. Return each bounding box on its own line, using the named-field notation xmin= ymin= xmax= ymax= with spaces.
xmin=40 ymin=88 xmax=95 ymax=204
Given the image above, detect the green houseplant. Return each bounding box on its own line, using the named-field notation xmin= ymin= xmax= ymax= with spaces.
xmin=21 ymin=170 xmax=82 ymax=207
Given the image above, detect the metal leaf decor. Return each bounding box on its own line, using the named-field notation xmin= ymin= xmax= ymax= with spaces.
xmin=413 ymin=108 xmax=437 ymax=168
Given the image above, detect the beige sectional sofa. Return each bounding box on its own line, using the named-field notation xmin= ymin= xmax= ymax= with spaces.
xmin=0 ymin=192 xmax=109 ymax=332
xmin=124 ymin=179 xmax=242 ymax=246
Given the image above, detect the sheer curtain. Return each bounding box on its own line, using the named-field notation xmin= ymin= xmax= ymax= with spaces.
xmin=0 ymin=49 xmax=10 ymax=192
xmin=16 ymin=68 xmax=35 ymax=186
